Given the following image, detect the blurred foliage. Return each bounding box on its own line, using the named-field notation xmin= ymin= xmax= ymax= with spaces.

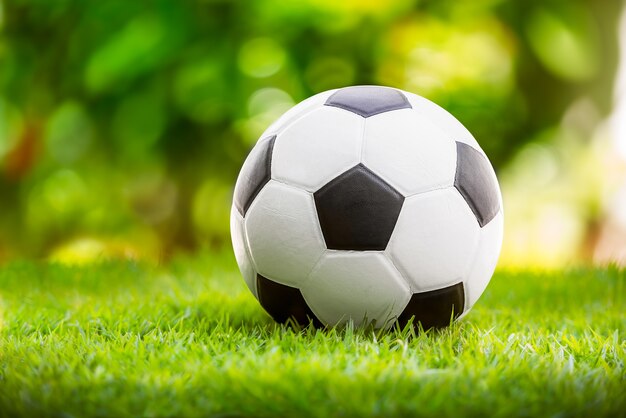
xmin=0 ymin=0 xmax=621 ymax=260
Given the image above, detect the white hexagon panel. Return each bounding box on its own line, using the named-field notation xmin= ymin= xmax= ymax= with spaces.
xmin=271 ymin=106 xmax=363 ymax=192
xmin=464 ymin=210 xmax=504 ymax=311
xmin=229 ymin=206 xmax=257 ymax=298
xmin=245 ymin=180 xmax=326 ymax=288
xmin=302 ymin=251 xmax=410 ymax=329
xmin=403 ymin=91 xmax=483 ymax=153
xmin=361 ymin=108 xmax=457 ymax=196
xmin=386 ymin=188 xmax=481 ymax=293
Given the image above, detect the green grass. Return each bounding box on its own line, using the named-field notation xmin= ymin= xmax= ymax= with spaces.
xmin=0 ymin=251 xmax=624 ymax=418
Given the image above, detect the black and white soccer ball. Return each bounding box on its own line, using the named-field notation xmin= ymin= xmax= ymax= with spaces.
xmin=231 ymin=86 xmax=503 ymax=330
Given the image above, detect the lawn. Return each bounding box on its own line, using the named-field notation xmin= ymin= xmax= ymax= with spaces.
xmin=0 ymin=251 xmax=623 ymax=418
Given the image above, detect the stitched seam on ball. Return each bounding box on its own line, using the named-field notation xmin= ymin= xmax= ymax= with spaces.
xmin=269 ymin=178 xmax=314 ymax=196
xmin=463 ymin=208 xmax=502 ymax=311
xmin=269 ymin=94 xmax=336 ymax=139
xmin=243 ymin=215 xmax=261 ymax=278
xmin=358 ymin=116 xmax=367 ymax=163
xmin=382 ymin=249 xmax=414 ymax=300
xmin=259 ymin=178 xmax=323 ymax=289
xmin=463 ymin=234 xmax=483 ymax=313
xmin=299 ymin=249 xmax=331 ymax=291
xmin=404 ymin=184 xmax=455 ymax=199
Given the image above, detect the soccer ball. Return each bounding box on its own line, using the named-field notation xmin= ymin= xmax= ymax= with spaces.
xmin=231 ymin=86 xmax=503 ymax=330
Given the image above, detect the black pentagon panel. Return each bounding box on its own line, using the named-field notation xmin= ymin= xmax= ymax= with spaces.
xmin=234 ymin=135 xmax=276 ymax=216
xmin=396 ymin=282 xmax=465 ymax=330
xmin=454 ymin=142 xmax=500 ymax=227
xmin=314 ymin=164 xmax=404 ymax=251
xmin=324 ymin=86 xmax=411 ymax=118
xmin=256 ymin=274 xmax=323 ymax=328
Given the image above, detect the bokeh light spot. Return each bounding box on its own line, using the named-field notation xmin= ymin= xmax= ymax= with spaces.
xmin=42 ymin=169 xmax=88 ymax=214
xmin=85 ymin=15 xmax=168 ymax=92
xmin=49 ymin=238 xmax=106 ymax=265
xmin=526 ymin=7 xmax=599 ymax=81
xmin=508 ymin=143 xmax=560 ymax=188
xmin=26 ymin=169 xmax=92 ymax=236
xmin=238 ymin=38 xmax=286 ymax=78
xmin=45 ymin=101 xmax=93 ymax=164
xmin=379 ymin=17 xmax=514 ymax=98
xmin=247 ymin=88 xmax=293 ymax=116
xmin=239 ymin=88 xmax=294 ymax=144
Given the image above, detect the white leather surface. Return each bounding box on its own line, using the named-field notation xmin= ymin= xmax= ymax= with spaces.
xmin=403 ymin=91 xmax=483 ymax=153
xmin=272 ymin=106 xmax=363 ymax=192
xmin=404 ymin=91 xmax=503 ymax=212
xmin=245 ymin=180 xmax=326 ymax=287
xmin=302 ymin=251 xmax=410 ymax=329
xmin=230 ymin=205 xmax=258 ymax=298
xmin=362 ymin=108 xmax=456 ymax=196
xmin=261 ymin=90 xmax=337 ymax=138
xmin=386 ymin=188 xmax=480 ymax=292
xmin=464 ymin=210 xmax=504 ymax=309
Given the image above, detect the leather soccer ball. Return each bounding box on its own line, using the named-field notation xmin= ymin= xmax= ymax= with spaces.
xmin=231 ymin=86 xmax=503 ymax=330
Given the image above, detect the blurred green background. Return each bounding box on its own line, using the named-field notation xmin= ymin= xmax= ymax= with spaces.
xmin=0 ymin=0 xmax=625 ymax=267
